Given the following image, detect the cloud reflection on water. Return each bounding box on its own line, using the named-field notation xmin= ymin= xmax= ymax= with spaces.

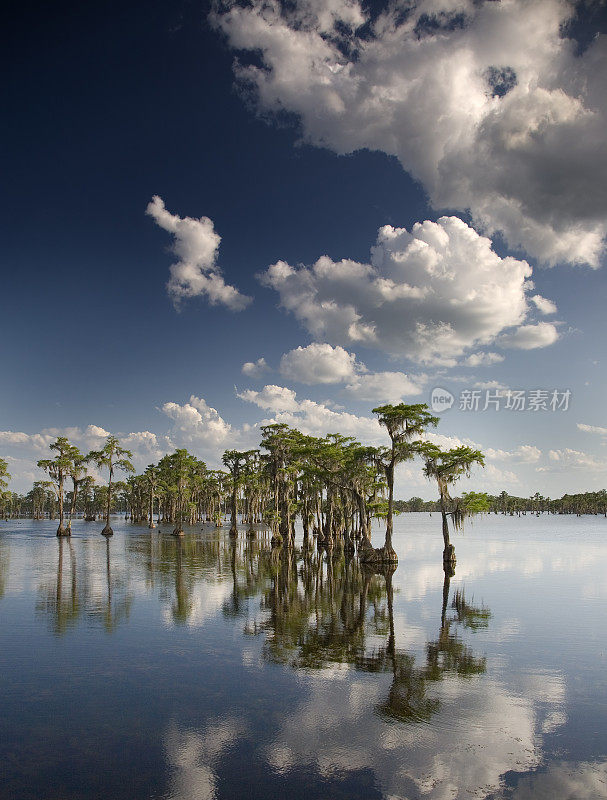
xmin=1 ymin=515 xmax=605 ymax=799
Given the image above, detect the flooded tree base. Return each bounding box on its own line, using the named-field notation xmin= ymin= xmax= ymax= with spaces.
xmin=360 ymin=545 xmax=399 ymax=565
xmin=443 ymin=544 xmax=456 ymax=565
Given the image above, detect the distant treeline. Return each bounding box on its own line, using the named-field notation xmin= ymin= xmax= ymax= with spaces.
xmin=396 ymin=490 xmax=607 ymax=516
xmin=4 ymin=486 xmax=606 ymax=520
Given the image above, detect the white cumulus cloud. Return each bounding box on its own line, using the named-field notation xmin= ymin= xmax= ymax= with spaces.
xmin=161 ymin=395 xmax=233 ymax=451
xmin=486 ymin=445 xmax=542 ymax=463
xmin=278 ymin=343 xmax=426 ymax=400
xmin=345 ymin=370 xmax=425 ymax=402
xmin=546 ymin=448 xmax=607 ymax=472
xmin=214 ymin=0 xmax=607 ymax=266
xmin=531 ymin=295 xmax=558 ymax=315
xmin=498 ymin=321 xmax=560 ymax=350
xmin=146 ymin=195 xmax=252 ymax=311
xmin=279 ymin=343 xmax=359 ymax=384
xmin=577 ymin=422 xmax=607 ymax=438
xmin=238 ymin=383 xmax=384 ymax=441
xmin=0 ymin=431 xmax=54 ymax=452
xmin=464 ymin=352 xmax=505 ymax=367
xmin=242 ymin=357 xmax=270 ymax=378
xmin=237 ymin=384 xmax=300 ymax=413
xmin=261 ymin=216 xmax=557 ymax=364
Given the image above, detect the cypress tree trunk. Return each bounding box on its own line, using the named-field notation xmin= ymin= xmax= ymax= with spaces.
xmin=356 ymin=492 xmax=373 ymax=557
xmin=229 ymin=476 xmax=238 ymax=537
xmin=148 ymin=490 xmax=156 ymax=529
xmin=439 ymin=488 xmax=455 ymax=564
xmin=102 ymin=464 xmax=113 ymax=536
xmin=57 ymin=474 xmax=68 ymax=536
xmin=384 ymin=461 xmax=395 ymax=556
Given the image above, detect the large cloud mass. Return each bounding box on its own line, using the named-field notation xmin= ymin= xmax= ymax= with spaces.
xmin=261 ymin=216 xmax=557 ymax=363
xmin=213 ymin=0 xmax=607 ymax=267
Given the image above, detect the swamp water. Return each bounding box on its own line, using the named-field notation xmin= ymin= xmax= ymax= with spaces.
xmin=0 ymin=514 xmax=606 ymax=799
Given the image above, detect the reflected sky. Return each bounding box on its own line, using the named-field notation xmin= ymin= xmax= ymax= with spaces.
xmin=0 ymin=514 xmax=606 ymax=800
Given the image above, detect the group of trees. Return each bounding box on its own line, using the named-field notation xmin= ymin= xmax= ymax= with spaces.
xmin=1 ymin=403 xmax=488 ymax=565
xmin=0 ymin=459 xmax=10 ymax=515
xmin=34 ymin=436 xmax=135 ymax=537
xmin=0 ymin=439 xmax=135 ymax=535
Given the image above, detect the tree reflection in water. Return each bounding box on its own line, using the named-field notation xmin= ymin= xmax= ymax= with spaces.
xmin=36 ymin=536 xmax=132 ymax=634
xmin=36 ymin=536 xmax=80 ymax=634
xmin=376 ymin=566 xmax=488 ymax=724
xmin=0 ymin=538 xmax=9 ymax=598
xmin=173 ymin=538 xmax=192 ymax=624
xmin=239 ymin=542 xmax=490 ymax=726
xmin=35 ymin=528 xmax=492 ymax=712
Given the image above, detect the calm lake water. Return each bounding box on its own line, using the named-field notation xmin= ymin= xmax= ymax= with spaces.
xmin=1 ymin=514 xmax=606 ymax=800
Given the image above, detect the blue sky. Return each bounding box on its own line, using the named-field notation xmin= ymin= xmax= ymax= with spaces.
xmin=2 ymin=0 xmax=607 ymax=497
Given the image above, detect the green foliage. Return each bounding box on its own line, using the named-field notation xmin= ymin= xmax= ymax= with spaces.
xmin=372 ymin=403 xmax=439 ymax=446
xmin=37 ymin=438 xmax=83 ymax=494
xmin=421 ymin=444 xmax=485 ymax=487
xmin=0 ymin=458 xmax=10 ymax=491
xmin=461 ymin=491 xmax=491 ymax=513
xmin=88 ymin=435 xmax=135 ymax=478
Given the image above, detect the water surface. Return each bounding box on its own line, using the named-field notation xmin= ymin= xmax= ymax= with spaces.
xmin=1 ymin=514 xmax=606 ymax=799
